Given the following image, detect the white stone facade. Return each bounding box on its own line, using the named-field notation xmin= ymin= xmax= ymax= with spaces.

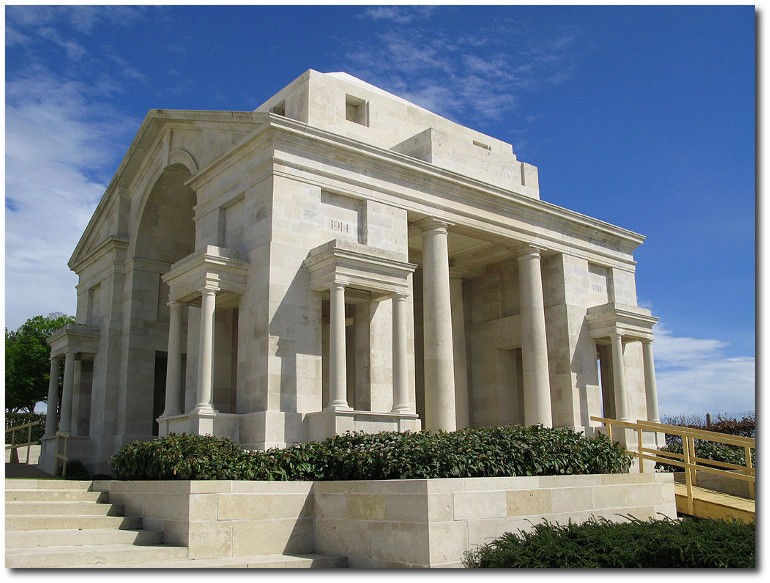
xmin=40 ymin=70 xmax=660 ymax=474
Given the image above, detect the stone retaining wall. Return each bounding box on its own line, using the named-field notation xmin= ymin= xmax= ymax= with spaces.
xmin=93 ymin=472 xmax=676 ymax=567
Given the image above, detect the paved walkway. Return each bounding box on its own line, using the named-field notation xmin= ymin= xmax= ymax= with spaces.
xmin=674 ymin=482 xmax=755 ymax=522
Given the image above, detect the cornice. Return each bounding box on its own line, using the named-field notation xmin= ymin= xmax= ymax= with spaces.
xmin=70 ymin=110 xmax=262 ymax=269
xmin=69 ymin=236 xmax=129 ymax=273
xmin=264 ymin=115 xmax=646 ymax=248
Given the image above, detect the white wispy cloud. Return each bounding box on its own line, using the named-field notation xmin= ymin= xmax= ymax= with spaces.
xmin=4 ymin=6 xmax=146 ymax=330
xmin=4 ymin=70 xmax=138 ymax=330
xmin=343 ymin=9 xmax=582 ymax=126
xmin=652 ymin=325 xmax=755 ymax=417
xmin=360 ymin=6 xmax=437 ymax=24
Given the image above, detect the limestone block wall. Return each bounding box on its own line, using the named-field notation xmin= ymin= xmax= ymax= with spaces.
xmin=95 ymin=473 xmax=676 ymax=568
xmin=255 ymin=70 xmax=538 ymax=197
xmin=93 ymin=480 xmax=315 ymax=560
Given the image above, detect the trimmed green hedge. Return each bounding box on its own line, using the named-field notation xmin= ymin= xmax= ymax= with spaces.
xmin=110 ymin=425 xmax=632 ymax=481
xmin=463 ymin=516 xmax=755 ymax=568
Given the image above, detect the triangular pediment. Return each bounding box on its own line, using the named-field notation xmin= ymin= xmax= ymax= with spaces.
xmin=69 ymin=110 xmax=264 ymax=272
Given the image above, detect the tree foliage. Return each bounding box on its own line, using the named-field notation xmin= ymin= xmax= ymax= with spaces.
xmin=5 ymin=313 xmax=74 ymax=413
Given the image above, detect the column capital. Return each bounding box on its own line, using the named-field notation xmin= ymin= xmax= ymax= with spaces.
xmin=330 ymin=280 xmax=349 ymax=291
xmin=198 ymin=287 xmax=218 ymax=296
xmin=513 ymin=242 xmax=548 ymax=259
xmin=449 ymin=267 xmax=473 ymax=280
xmin=414 ymin=217 xmax=454 ymax=233
xmin=167 ymin=299 xmax=184 ymax=308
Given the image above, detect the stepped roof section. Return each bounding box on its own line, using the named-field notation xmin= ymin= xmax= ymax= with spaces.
xmin=254 ymin=69 xmax=540 ymax=197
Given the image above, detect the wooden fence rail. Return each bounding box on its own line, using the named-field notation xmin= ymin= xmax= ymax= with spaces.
xmin=591 ymin=416 xmax=755 ymax=515
xmin=5 ymin=420 xmax=44 ymax=464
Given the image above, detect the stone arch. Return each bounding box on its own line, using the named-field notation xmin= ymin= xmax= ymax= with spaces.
xmin=119 ymin=162 xmax=197 ymax=439
xmin=168 ymin=148 xmax=199 ymax=174
xmin=134 ymin=164 xmax=196 ymax=264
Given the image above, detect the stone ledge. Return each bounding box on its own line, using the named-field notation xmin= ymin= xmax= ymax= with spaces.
xmin=94 ymin=472 xmax=676 ymax=567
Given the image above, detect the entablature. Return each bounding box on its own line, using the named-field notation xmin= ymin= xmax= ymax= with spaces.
xmin=586 ymin=302 xmax=658 ymax=342
xmin=304 ymin=239 xmax=416 ymax=299
xmin=48 ymin=324 xmax=101 ymax=357
xmin=163 ymin=245 xmax=250 ymax=305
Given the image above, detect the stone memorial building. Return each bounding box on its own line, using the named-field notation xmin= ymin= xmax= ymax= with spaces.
xmin=39 ymin=71 xmax=660 ymax=474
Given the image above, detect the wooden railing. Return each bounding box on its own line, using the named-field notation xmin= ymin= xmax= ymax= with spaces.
xmin=55 ymin=432 xmax=71 ymax=478
xmin=591 ymin=416 xmax=755 ymax=515
xmin=5 ymin=420 xmax=44 ymax=464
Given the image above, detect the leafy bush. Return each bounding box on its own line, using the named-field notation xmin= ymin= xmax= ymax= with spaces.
xmin=5 ymin=412 xmax=46 ymax=444
xmin=661 ymin=412 xmax=755 ymax=442
xmin=59 ymin=458 xmax=90 ymax=480
xmin=463 ymin=516 xmax=755 ymax=568
xmin=111 ymin=425 xmax=632 ymax=481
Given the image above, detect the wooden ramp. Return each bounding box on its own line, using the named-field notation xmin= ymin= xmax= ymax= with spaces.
xmin=674 ymin=483 xmax=754 ymax=523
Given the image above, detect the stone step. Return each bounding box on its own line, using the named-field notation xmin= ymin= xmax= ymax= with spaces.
xmin=6 ymin=528 xmax=165 ymax=549
xmin=5 ymin=500 xmax=124 ymax=516
xmin=4 ymin=479 xmax=93 ymax=490
xmin=5 ymin=543 xmax=190 ymax=568
xmin=90 ymin=553 xmax=347 ymax=569
xmin=6 ymin=488 xmax=106 ymax=502
xmin=6 ymin=513 xmax=143 ymax=531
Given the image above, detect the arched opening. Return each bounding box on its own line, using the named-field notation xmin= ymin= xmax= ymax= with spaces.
xmin=135 ymin=164 xmax=196 ymax=321
xmin=123 ymin=164 xmax=196 ymax=437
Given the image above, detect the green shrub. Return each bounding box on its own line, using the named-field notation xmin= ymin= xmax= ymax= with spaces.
xmin=111 ymin=426 xmax=632 ymax=481
xmin=110 ymin=433 xmax=260 ymax=480
xmin=463 ymin=516 xmax=755 ymax=568
xmin=662 ymin=412 xmax=755 ymax=442
xmin=59 ymin=458 xmax=90 ymax=480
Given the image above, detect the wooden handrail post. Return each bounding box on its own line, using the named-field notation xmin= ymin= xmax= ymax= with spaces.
xmin=689 ymin=438 xmax=698 ymax=487
xmin=683 ymin=435 xmax=694 ymax=516
xmin=26 ymin=425 xmax=33 ymax=464
xmin=637 ymin=427 xmax=645 ymax=473
xmin=745 ymin=445 xmax=755 ymax=499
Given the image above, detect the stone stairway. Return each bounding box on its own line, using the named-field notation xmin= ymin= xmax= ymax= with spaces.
xmin=5 ymin=479 xmax=188 ymax=568
xmin=6 ymin=478 xmax=347 ymax=569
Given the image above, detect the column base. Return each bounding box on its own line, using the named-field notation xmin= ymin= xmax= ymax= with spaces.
xmin=157 ymin=411 xmax=237 ymax=440
xmin=324 ymin=403 xmax=354 ymax=412
xmin=305 ymin=409 xmax=421 ymax=442
xmin=192 ymin=405 xmax=219 ymax=416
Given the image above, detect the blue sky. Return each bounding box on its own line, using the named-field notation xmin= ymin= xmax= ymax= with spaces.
xmin=3 ymin=4 xmax=756 ymax=418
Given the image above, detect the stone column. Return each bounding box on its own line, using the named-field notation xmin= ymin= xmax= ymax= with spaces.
xmin=391 ymin=293 xmax=411 ymax=413
xmin=59 ymin=351 xmax=76 ymax=434
xmin=420 ymin=218 xmax=456 ymax=432
xmin=641 ymin=339 xmax=660 ymax=422
xmin=44 ymin=356 xmax=62 ymax=438
xmin=450 ymin=270 xmax=470 ymax=428
xmin=610 ymin=333 xmax=629 ymax=421
xmin=193 ymin=289 xmax=217 ymax=415
xmin=163 ymin=301 xmax=184 ymax=416
xmin=328 ymin=282 xmax=351 ymax=410
xmin=517 ymin=245 xmax=553 ymax=427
